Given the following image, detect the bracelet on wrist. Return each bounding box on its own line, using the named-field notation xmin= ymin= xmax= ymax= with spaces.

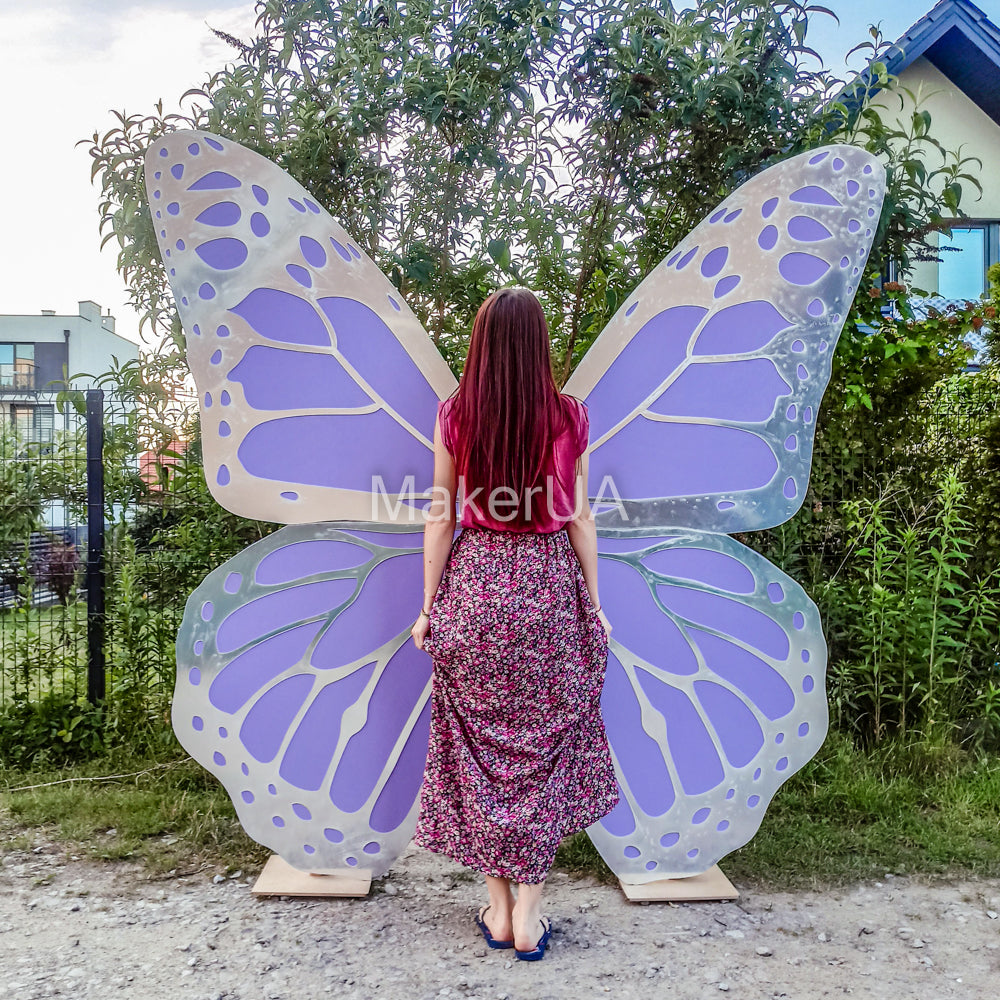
xmin=419 ymin=608 xmax=432 ymax=617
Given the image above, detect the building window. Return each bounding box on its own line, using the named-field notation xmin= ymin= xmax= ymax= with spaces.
xmin=937 ymin=224 xmax=997 ymax=301
xmin=11 ymin=404 xmax=54 ymax=443
xmin=0 ymin=343 xmax=36 ymax=390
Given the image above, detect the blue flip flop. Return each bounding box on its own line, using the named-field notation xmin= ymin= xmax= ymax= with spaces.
xmin=475 ymin=906 xmax=514 ymax=949
xmin=514 ymin=917 xmax=552 ymax=961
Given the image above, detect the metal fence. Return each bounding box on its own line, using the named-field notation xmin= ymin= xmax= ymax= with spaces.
xmin=0 ymin=388 xmax=196 ymax=708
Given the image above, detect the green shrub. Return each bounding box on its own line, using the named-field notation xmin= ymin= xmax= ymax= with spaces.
xmin=819 ymin=471 xmax=1000 ymax=746
xmin=0 ymin=689 xmax=106 ymax=769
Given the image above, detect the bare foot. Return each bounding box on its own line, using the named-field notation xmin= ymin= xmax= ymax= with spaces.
xmin=511 ymin=905 xmax=548 ymax=952
xmin=481 ymin=903 xmax=513 ymax=943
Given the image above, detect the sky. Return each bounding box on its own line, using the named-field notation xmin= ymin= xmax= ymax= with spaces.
xmin=1 ymin=0 xmax=997 ymax=349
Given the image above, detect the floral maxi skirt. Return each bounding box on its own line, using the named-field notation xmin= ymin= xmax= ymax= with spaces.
xmin=413 ymin=525 xmax=620 ymax=884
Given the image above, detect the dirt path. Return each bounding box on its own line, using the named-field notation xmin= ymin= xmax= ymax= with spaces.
xmin=1 ymin=832 xmax=998 ymax=1000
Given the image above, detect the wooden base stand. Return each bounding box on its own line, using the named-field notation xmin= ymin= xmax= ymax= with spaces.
xmin=251 ymin=855 xmax=372 ymax=897
xmin=619 ymin=864 xmax=739 ymax=902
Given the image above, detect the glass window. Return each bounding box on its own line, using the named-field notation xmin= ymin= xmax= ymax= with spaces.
xmin=0 ymin=344 xmax=35 ymax=389
xmin=11 ymin=404 xmax=53 ymax=442
xmin=12 ymin=404 xmax=32 ymax=436
xmin=34 ymin=405 xmax=54 ymax=442
xmin=938 ymin=227 xmax=986 ymax=300
xmin=13 ymin=357 xmax=34 ymax=387
xmin=0 ymin=343 xmax=36 ymax=388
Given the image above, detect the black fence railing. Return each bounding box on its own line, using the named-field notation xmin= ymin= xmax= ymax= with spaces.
xmin=0 ymin=388 xmax=201 ymax=708
xmin=1 ymin=390 xmax=89 ymax=704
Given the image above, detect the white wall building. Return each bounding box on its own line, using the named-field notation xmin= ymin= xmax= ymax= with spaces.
xmin=0 ymin=300 xmax=138 ymax=442
xmin=1 ymin=301 xmax=139 ymax=536
xmin=866 ymin=0 xmax=1000 ymax=364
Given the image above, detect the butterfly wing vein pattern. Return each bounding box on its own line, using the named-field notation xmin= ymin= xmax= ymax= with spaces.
xmin=144 ymin=130 xmax=457 ymax=526
xmin=589 ymin=530 xmax=827 ymax=881
xmin=172 ymin=523 xmax=431 ymax=878
xmin=566 ymin=145 xmax=886 ymax=534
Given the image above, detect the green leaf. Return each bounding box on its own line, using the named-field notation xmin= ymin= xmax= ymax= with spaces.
xmin=487 ymin=238 xmax=511 ymax=270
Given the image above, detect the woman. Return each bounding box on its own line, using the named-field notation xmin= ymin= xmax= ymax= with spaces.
xmin=409 ymin=287 xmax=619 ymax=961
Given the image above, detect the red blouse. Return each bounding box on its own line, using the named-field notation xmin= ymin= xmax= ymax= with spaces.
xmin=438 ymin=394 xmax=589 ymax=533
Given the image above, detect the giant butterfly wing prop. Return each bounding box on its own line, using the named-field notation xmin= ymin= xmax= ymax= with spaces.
xmin=565 ymin=145 xmax=884 ymax=879
xmin=148 ymin=131 xmax=448 ymax=878
xmin=151 ymin=132 xmax=884 ymax=883
xmin=175 ymin=522 xmax=432 ymax=878
xmin=565 ymin=146 xmax=879 ymax=532
xmin=588 ymin=529 xmax=824 ymax=879
xmin=146 ymin=131 xmax=456 ymax=525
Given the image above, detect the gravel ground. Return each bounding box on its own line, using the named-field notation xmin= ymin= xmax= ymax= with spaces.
xmin=2 ymin=833 xmax=999 ymax=1000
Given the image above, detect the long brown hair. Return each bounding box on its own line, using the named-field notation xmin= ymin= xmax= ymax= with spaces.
xmin=445 ymin=287 xmax=574 ymax=528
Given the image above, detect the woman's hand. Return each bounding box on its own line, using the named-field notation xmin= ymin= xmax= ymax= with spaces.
xmin=597 ymin=608 xmax=612 ymax=638
xmin=411 ymin=612 xmax=431 ymax=650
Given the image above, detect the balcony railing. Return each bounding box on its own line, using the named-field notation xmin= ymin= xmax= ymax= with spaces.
xmin=0 ymin=371 xmax=39 ymax=392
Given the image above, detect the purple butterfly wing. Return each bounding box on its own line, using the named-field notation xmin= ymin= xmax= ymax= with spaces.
xmin=172 ymin=522 xmax=433 ymax=876
xmin=590 ymin=531 xmax=827 ymax=880
xmin=144 ymin=131 xmax=457 ymax=525
xmin=566 ymin=145 xmax=885 ymax=532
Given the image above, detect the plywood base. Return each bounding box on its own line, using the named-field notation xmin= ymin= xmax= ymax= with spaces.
xmin=620 ymin=864 xmax=739 ymax=902
xmin=251 ymin=855 xmax=372 ymax=897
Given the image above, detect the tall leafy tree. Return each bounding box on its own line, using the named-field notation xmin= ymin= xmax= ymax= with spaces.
xmin=85 ymin=0 xmax=978 ymax=398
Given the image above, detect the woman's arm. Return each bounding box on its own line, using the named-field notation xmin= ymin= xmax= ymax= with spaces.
xmin=412 ymin=411 xmax=457 ymax=650
xmin=566 ymin=449 xmax=610 ymax=634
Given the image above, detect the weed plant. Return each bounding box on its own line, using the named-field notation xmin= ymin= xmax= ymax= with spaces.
xmin=820 ymin=472 xmax=1000 ymax=747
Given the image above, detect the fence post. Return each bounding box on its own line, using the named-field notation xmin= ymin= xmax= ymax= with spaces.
xmin=86 ymin=389 xmax=105 ymax=705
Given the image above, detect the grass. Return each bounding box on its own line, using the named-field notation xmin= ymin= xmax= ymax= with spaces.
xmin=2 ymin=732 xmax=999 ymax=889
xmin=0 ymin=752 xmax=271 ymax=878
xmin=724 ymin=733 xmax=1000 ymax=889
xmin=0 ymin=603 xmax=83 ymax=640
xmin=0 ymin=600 xmax=178 ymax=708
xmin=558 ymin=731 xmax=1000 ymax=889
xmin=0 ymin=604 xmax=86 ymax=705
